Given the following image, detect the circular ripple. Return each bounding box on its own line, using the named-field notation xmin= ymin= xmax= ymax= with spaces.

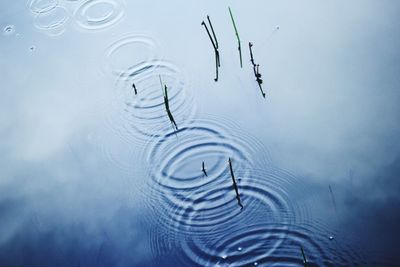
xmin=104 ymin=34 xmax=162 ymax=77
xmin=147 ymin=166 xmax=338 ymax=266
xmin=104 ymin=61 xmax=196 ymax=147
xmin=167 ymin=167 xmax=297 ymax=233
xmin=74 ymin=0 xmax=124 ymax=30
xmin=144 ymin=117 xmax=256 ymax=194
xmin=27 ymin=0 xmax=59 ymax=14
xmin=181 ymin=223 xmax=287 ymax=267
xmin=177 ymin=221 xmax=364 ymax=266
xmin=33 ymin=6 xmax=69 ymax=35
xmin=167 ymin=168 xmax=301 ymax=266
xmin=142 ymin=118 xmax=278 ymax=234
xmin=144 ymin=118 xmax=289 ymax=230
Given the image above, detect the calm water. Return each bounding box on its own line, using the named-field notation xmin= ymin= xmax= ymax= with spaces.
xmin=1 ymin=1 xmax=400 ymax=266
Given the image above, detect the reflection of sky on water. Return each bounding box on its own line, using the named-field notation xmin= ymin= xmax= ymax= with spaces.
xmin=1 ymin=0 xmax=400 ymax=266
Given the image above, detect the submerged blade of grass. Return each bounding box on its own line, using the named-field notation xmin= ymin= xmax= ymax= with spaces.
xmin=300 ymin=246 xmax=308 ymax=267
xmin=164 ymin=85 xmax=170 ymax=111
xmin=167 ymin=109 xmax=178 ymax=130
xmin=159 ymin=76 xmax=178 ymax=131
xmin=228 ymin=7 xmax=242 ymax=68
xmin=228 ymin=158 xmax=243 ymax=209
xmin=329 ymin=185 xmax=338 ymax=214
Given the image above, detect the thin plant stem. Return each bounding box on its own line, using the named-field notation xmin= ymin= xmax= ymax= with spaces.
xmin=300 ymin=246 xmax=308 ymax=267
xmin=202 ymin=17 xmax=220 ymax=81
xmin=228 ymin=7 xmax=242 ymax=68
xmin=228 ymin=158 xmax=243 ymax=209
xmin=207 ymin=15 xmax=218 ymax=49
xmin=249 ymin=42 xmax=266 ymax=98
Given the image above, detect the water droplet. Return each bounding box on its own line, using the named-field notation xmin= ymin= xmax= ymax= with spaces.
xmin=3 ymin=25 xmax=15 ymax=35
xmin=276 ymin=25 xmax=280 ymax=30
xmin=254 ymin=262 xmax=259 ymax=266
xmin=329 ymin=236 xmax=334 ymax=240
xmin=29 ymin=46 xmax=36 ymax=51
xmin=237 ymin=247 xmax=242 ymax=251
xmin=221 ymin=255 xmax=227 ymax=259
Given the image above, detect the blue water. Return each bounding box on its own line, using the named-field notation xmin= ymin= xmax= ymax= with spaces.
xmin=1 ymin=1 xmax=400 ymax=266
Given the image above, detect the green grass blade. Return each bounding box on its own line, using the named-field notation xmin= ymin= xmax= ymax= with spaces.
xmin=228 ymin=7 xmax=242 ymax=68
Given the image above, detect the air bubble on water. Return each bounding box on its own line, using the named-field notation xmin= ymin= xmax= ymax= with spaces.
xmin=329 ymin=236 xmax=334 ymax=240
xmin=237 ymin=247 xmax=242 ymax=251
xmin=221 ymin=255 xmax=227 ymax=260
xmin=254 ymin=262 xmax=259 ymax=266
xmin=3 ymin=25 xmax=15 ymax=35
xmin=276 ymin=25 xmax=280 ymax=30
xmin=30 ymin=46 xmax=36 ymax=51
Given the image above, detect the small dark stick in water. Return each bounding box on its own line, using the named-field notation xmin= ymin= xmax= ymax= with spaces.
xmin=202 ymin=161 xmax=208 ymax=177
xmin=132 ymin=83 xmax=137 ymax=95
xmin=228 ymin=158 xmax=243 ymax=209
xmin=249 ymin=42 xmax=266 ymax=98
xmin=300 ymin=246 xmax=308 ymax=267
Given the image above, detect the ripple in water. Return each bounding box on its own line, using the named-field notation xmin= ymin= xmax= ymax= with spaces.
xmin=145 ymin=117 xmax=256 ymax=194
xmin=147 ymin=163 xmax=363 ymax=266
xmin=74 ymin=0 xmax=124 ymax=30
xmin=178 ymin=221 xmax=364 ymax=266
xmin=33 ymin=6 xmax=69 ymax=35
xmin=27 ymin=0 xmax=59 ymax=14
xmin=104 ymin=61 xmax=196 ymax=147
xmin=170 ymin=168 xmax=302 ymax=266
xmin=104 ymin=34 xmax=162 ymax=77
xmin=144 ymin=118 xmax=284 ymax=232
xmin=242 ymin=222 xmax=365 ymax=267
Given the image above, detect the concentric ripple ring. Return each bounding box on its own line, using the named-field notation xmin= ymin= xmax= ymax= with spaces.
xmin=74 ymin=0 xmax=124 ymax=30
